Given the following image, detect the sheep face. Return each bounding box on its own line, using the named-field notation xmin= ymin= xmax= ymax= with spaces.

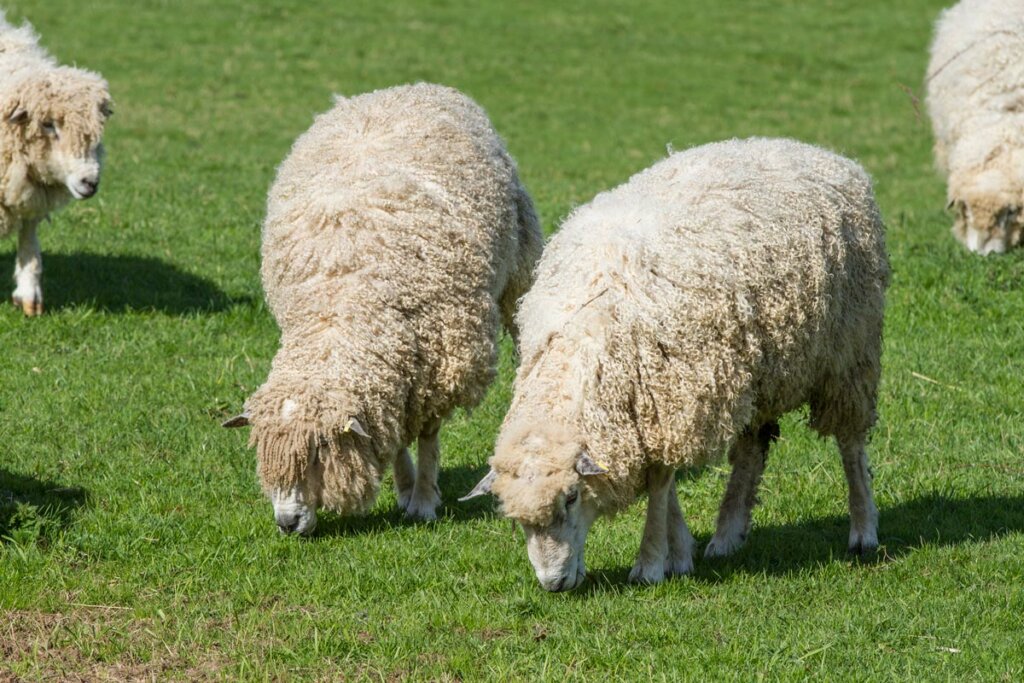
xmin=268 ymin=447 xmax=323 ymax=536
xmin=255 ymin=420 xmax=383 ymax=534
xmin=950 ymin=194 xmax=1023 ymax=255
xmin=947 ymin=141 xmax=1024 ymax=255
xmin=464 ymin=422 xmax=609 ymax=591
xmin=226 ymin=388 xmax=382 ymax=534
xmin=5 ymin=69 xmax=111 ymax=200
xmin=521 ymin=488 xmax=600 ymax=592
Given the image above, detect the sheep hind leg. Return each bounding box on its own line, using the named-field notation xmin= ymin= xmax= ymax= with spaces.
xmin=405 ymin=422 xmax=442 ymax=521
xmin=393 ymin=448 xmax=415 ymax=512
xmin=705 ymin=421 xmax=777 ymax=558
xmin=666 ymin=483 xmax=695 ymax=576
xmin=629 ymin=464 xmax=675 ymax=585
xmin=838 ymin=432 xmax=879 ymax=555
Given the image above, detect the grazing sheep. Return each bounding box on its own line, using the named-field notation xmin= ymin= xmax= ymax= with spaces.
xmin=463 ymin=138 xmax=889 ymax=591
xmin=0 ymin=11 xmax=112 ymax=315
xmin=926 ymin=0 xmax=1024 ymax=254
xmin=224 ymin=83 xmax=542 ymax=534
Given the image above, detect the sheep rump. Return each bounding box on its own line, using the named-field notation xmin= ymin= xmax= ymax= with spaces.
xmin=242 ymin=83 xmax=542 ymax=526
xmin=925 ymin=0 xmax=1024 ymax=254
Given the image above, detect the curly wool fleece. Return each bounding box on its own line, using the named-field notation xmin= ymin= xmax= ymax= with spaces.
xmin=491 ymin=138 xmax=889 ymax=525
xmin=248 ymin=83 xmax=542 ymax=514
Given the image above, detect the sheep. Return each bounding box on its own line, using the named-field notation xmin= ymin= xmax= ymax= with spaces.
xmin=0 ymin=11 xmax=112 ymax=315
xmin=462 ymin=138 xmax=889 ymax=591
xmin=925 ymin=0 xmax=1024 ymax=255
xmin=223 ymin=83 xmax=542 ymax=535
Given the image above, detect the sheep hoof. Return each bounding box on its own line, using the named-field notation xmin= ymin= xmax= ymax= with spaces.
xmin=703 ymin=533 xmax=745 ymax=559
xmin=847 ymin=539 xmax=879 ymax=556
xmin=403 ymin=500 xmax=439 ymax=522
xmin=396 ymin=490 xmax=412 ymax=512
xmin=666 ymin=554 xmax=694 ymax=577
xmin=12 ymin=296 xmax=43 ymax=316
xmin=628 ymin=561 xmax=667 ymax=585
xmin=847 ymin=526 xmax=878 ymax=556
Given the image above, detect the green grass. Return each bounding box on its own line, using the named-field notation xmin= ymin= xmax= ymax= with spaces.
xmin=2 ymin=0 xmax=1022 ymax=679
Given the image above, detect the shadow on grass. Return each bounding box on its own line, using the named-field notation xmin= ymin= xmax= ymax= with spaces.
xmin=0 ymin=251 xmax=249 ymax=314
xmin=310 ymin=463 xmax=498 ymax=538
xmin=0 ymin=469 xmax=87 ymax=546
xmin=573 ymin=492 xmax=1024 ymax=595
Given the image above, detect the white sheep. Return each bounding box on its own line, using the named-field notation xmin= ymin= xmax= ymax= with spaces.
xmin=224 ymin=83 xmax=542 ymax=534
xmin=0 ymin=11 xmax=112 ymax=315
xmin=463 ymin=138 xmax=889 ymax=591
xmin=926 ymin=0 xmax=1024 ymax=254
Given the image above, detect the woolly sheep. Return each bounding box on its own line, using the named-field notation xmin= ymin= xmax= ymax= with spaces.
xmin=0 ymin=11 xmax=112 ymax=315
xmin=463 ymin=138 xmax=889 ymax=591
xmin=926 ymin=0 xmax=1024 ymax=254
xmin=224 ymin=83 xmax=542 ymax=534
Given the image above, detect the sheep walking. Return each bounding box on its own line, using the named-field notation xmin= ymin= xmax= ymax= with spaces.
xmin=926 ymin=0 xmax=1024 ymax=254
xmin=464 ymin=138 xmax=889 ymax=591
xmin=225 ymin=83 xmax=542 ymax=534
xmin=0 ymin=11 xmax=112 ymax=315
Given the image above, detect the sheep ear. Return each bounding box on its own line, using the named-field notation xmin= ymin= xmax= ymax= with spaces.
xmin=222 ymin=411 xmax=251 ymax=428
xmin=459 ymin=469 xmax=497 ymax=501
xmin=575 ymin=451 xmax=608 ymax=476
xmin=344 ymin=417 xmax=370 ymax=438
xmin=7 ymin=107 xmax=27 ymax=124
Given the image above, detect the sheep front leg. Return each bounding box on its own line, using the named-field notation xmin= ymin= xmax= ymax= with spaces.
xmin=12 ymin=221 xmax=43 ymax=316
xmin=705 ymin=421 xmax=777 ymax=558
xmin=629 ymin=464 xmax=675 ymax=585
xmin=666 ymin=484 xmax=695 ymax=576
xmin=405 ymin=421 xmax=442 ymax=521
xmin=393 ymin=448 xmax=415 ymax=512
xmin=838 ymin=433 xmax=879 ymax=555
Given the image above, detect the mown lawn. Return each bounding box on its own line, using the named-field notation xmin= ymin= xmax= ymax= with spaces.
xmin=2 ymin=0 xmax=1022 ymax=679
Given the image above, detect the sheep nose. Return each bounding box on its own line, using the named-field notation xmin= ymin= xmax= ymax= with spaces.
xmin=78 ymin=179 xmax=98 ymax=198
xmin=276 ymin=514 xmax=300 ymax=534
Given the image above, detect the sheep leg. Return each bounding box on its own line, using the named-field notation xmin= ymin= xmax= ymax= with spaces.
xmin=393 ymin=448 xmax=415 ymax=512
xmin=705 ymin=421 xmax=777 ymax=558
xmin=12 ymin=221 xmax=43 ymax=316
xmin=838 ymin=433 xmax=879 ymax=554
xmin=666 ymin=483 xmax=695 ymax=576
xmin=405 ymin=422 xmax=442 ymax=521
xmin=629 ymin=464 xmax=674 ymax=584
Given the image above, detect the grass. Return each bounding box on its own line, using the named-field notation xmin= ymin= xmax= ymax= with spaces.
xmin=1 ymin=0 xmax=1022 ymax=679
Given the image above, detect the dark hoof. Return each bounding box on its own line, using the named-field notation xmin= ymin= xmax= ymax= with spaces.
xmin=848 ymin=542 xmax=878 ymax=557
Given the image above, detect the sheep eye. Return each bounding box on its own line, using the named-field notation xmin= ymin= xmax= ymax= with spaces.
xmin=41 ymin=120 xmax=57 ymax=136
xmin=565 ymin=491 xmax=579 ymax=507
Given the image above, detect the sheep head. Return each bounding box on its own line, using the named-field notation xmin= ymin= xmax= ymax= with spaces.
xmin=4 ymin=67 xmax=111 ymax=200
xmin=946 ymin=136 xmax=1024 ymax=255
xmin=462 ymin=418 xmax=608 ymax=592
xmin=224 ymin=377 xmax=382 ymax=535
xmin=949 ymin=194 xmax=1023 ymax=255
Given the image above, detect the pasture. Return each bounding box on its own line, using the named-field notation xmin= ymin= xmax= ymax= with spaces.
xmin=2 ymin=0 xmax=1023 ymax=679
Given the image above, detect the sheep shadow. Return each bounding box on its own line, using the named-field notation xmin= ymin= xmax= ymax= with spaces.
xmin=574 ymin=492 xmax=1024 ymax=595
xmin=0 ymin=468 xmax=88 ymax=544
xmin=0 ymin=251 xmax=248 ymax=314
xmin=310 ymin=462 xmax=500 ymax=538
